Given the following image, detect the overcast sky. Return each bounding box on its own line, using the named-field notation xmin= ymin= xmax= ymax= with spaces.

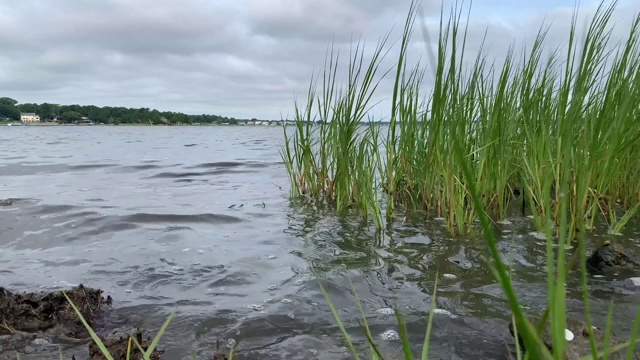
xmin=1 ymin=0 xmax=639 ymax=119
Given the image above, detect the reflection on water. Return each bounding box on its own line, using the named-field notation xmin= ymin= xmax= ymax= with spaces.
xmin=0 ymin=126 xmax=639 ymax=359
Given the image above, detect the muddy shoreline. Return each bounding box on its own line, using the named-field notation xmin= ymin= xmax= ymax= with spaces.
xmin=1 ymin=276 xmax=638 ymax=359
xmin=0 ymin=285 xmax=230 ymax=360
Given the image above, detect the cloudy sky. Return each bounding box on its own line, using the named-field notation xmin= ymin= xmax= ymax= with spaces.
xmin=1 ymin=0 xmax=639 ymax=120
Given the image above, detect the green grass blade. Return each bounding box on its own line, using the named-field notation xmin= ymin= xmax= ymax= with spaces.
xmin=421 ymin=272 xmax=439 ymax=360
xmin=143 ymin=307 xmax=177 ymax=358
xmin=393 ymin=298 xmax=414 ymax=360
xmin=352 ymin=280 xmax=383 ymax=360
xmin=625 ymin=308 xmax=640 ymax=360
xmin=603 ymin=300 xmax=615 ymax=360
xmin=63 ymin=291 xmax=115 ymax=360
xmin=316 ymin=278 xmax=361 ymax=360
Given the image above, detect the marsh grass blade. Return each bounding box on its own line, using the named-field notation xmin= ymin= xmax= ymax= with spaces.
xmin=63 ymin=291 xmax=115 ymax=360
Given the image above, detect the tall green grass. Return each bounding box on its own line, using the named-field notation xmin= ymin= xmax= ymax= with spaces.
xmin=284 ymin=0 xmax=640 ymax=359
xmin=281 ymin=0 xmax=640 ymax=236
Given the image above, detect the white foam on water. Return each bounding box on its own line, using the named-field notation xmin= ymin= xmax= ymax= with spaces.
xmin=376 ymin=308 xmax=394 ymax=315
xmin=529 ymin=232 xmax=547 ymax=240
xmin=432 ymin=308 xmax=458 ymax=319
xmin=248 ymin=304 xmax=264 ymax=311
xmin=380 ymin=329 xmax=400 ymax=341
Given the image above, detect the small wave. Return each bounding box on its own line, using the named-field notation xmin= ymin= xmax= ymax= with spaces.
xmin=78 ymin=222 xmax=140 ymax=236
xmin=27 ymin=204 xmax=78 ymax=215
xmin=1 ymin=156 xmax=27 ymax=160
xmin=125 ymin=164 xmax=163 ymax=171
xmin=150 ymin=171 xmax=208 ymax=179
xmin=0 ymin=163 xmax=68 ymax=176
xmin=122 ymin=213 xmax=243 ymax=225
xmin=39 ymin=258 xmax=91 ymax=267
xmin=188 ymin=161 xmax=271 ymax=169
xmin=150 ymin=169 xmax=258 ymax=179
xmin=68 ymin=163 xmax=118 ymax=170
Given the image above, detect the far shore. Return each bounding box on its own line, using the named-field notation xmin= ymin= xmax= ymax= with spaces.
xmin=0 ymin=121 xmax=294 ymax=127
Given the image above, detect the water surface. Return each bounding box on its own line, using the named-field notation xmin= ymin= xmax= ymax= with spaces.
xmin=1 ymin=126 xmax=639 ymax=359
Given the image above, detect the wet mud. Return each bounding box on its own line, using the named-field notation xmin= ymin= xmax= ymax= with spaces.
xmin=0 ymin=284 xmax=111 ymax=338
xmin=587 ymin=240 xmax=640 ymax=276
xmin=0 ymin=284 xmax=235 ymax=360
xmin=87 ymin=329 xmax=162 ymax=360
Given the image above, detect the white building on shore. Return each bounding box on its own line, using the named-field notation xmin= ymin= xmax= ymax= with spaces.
xmin=20 ymin=113 xmax=40 ymax=123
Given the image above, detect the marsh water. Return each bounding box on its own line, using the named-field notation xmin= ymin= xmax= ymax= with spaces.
xmin=1 ymin=126 xmax=639 ymax=359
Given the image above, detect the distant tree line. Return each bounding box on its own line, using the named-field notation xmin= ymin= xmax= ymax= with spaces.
xmin=0 ymin=97 xmax=238 ymax=125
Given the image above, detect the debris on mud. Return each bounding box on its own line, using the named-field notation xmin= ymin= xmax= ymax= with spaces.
xmin=586 ymin=240 xmax=640 ymax=275
xmin=86 ymin=329 xmax=162 ymax=360
xmin=0 ymin=284 xmax=112 ymax=338
xmin=508 ymin=316 xmax=640 ymax=359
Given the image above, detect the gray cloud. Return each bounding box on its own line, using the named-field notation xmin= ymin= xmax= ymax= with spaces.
xmin=0 ymin=0 xmax=638 ymax=119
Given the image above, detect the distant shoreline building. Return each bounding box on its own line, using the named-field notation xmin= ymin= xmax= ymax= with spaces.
xmin=20 ymin=113 xmax=40 ymax=123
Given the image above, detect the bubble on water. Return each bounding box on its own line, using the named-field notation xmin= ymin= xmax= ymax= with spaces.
xmin=529 ymin=232 xmax=547 ymax=240
xmin=281 ymin=298 xmax=293 ymax=304
xmin=267 ymin=255 xmax=277 ymax=260
xmin=32 ymin=338 xmax=49 ymax=346
xmin=376 ymin=308 xmax=394 ymax=316
xmin=197 ymin=250 xmax=204 ymax=254
xmin=268 ymin=285 xmax=277 ymax=290
xmin=172 ymin=266 xmax=184 ymax=271
xmin=125 ymin=289 xmax=132 ymax=293
xmin=443 ymin=274 xmax=457 ymax=280
xmin=294 ymin=279 xmax=304 ymax=286
xmin=380 ymin=330 xmax=400 ymax=341
xmin=434 ymin=217 xmax=445 ymax=221
xmin=593 ymin=274 xmax=604 ymax=278
xmin=248 ymin=304 xmax=264 ymax=311
xmin=287 ymin=312 xmax=295 ymax=319
xmin=264 ymin=298 xmax=273 ymax=303
xmin=182 ymin=248 xmax=191 ymax=252
xmin=227 ymin=339 xmax=236 ymax=348
xmin=432 ymin=308 xmax=458 ymax=319
xmin=497 ymin=220 xmax=512 ymax=225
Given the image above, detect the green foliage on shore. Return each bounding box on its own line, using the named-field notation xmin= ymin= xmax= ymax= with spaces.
xmin=0 ymin=97 xmax=237 ymax=125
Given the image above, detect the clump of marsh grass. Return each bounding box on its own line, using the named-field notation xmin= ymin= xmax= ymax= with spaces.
xmin=282 ymin=0 xmax=640 ymax=237
xmin=289 ymin=0 xmax=640 ymax=359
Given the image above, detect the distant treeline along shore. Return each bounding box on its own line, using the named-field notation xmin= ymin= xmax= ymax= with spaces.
xmin=0 ymin=96 xmax=294 ymax=126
